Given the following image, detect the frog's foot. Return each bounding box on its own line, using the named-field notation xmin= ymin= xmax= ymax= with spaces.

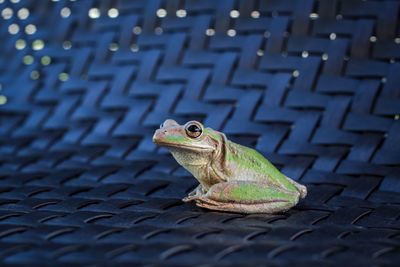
xmin=189 ymin=181 xmax=300 ymax=214
xmin=182 ymin=185 xmax=204 ymax=202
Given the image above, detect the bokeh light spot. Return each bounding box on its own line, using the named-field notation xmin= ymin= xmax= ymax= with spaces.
xmin=0 ymin=95 xmax=7 ymax=105
xmin=17 ymin=8 xmax=29 ymax=19
xmin=59 ymin=72 xmax=69 ymax=82
xmin=23 ymin=55 xmax=34 ymax=65
xmin=176 ymin=9 xmax=186 ymax=18
xmin=8 ymin=24 xmax=19 ymax=34
xmin=108 ymin=8 xmax=119 ymax=18
xmin=41 ymin=56 xmax=51 ymax=65
xmin=15 ymin=39 xmax=26 ymax=50
xmin=156 ymin=9 xmax=167 ymax=18
xmin=32 ymin=39 xmax=45 ymax=50
xmin=61 ymin=7 xmax=71 ymax=18
xmin=30 ymin=70 xmax=40 ymax=80
xmin=88 ymin=8 xmax=100 ymax=19
xmin=25 ymin=24 xmax=37 ymax=35
xmin=2 ymin=8 xmax=13 ymax=20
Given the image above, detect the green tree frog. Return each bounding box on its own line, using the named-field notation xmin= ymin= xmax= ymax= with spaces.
xmin=153 ymin=119 xmax=307 ymax=214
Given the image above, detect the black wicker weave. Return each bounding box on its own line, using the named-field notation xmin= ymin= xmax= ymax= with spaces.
xmin=0 ymin=0 xmax=399 ymax=266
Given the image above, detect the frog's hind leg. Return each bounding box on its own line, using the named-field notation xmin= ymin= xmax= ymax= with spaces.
xmin=194 ymin=197 xmax=294 ymax=214
xmin=190 ymin=181 xmax=300 ymax=214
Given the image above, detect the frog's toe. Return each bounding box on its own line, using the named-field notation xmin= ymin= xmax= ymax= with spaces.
xmin=182 ymin=196 xmax=193 ymax=202
xmin=182 ymin=194 xmax=203 ymax=202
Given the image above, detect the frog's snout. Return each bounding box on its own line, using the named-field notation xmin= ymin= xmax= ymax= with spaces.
xmin=152 ymin=129 xmax=167 ymax=144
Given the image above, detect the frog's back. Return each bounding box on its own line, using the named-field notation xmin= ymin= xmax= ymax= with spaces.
xmin=225 ymin=141 xmax=297 ymax=192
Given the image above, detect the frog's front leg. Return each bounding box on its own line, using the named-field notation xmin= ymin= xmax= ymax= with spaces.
xmin=182 ymin=184 xmax=204 ymax=202
xmin=186 ymin=181 xmax=300 ymax=214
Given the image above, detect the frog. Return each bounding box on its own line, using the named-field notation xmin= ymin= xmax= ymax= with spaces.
xmin=152 ymin=119 xmax=307 ymax=214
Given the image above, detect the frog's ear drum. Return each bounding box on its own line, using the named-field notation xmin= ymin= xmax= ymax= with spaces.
xmin=185 ymin=121 xmax=203 ymax=138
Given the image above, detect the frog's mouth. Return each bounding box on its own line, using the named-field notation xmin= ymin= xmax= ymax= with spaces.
xmin=153 ymin=140 xmax=215 ymax=152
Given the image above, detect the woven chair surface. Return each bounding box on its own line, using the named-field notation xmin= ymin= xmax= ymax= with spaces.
xmin=0 ymin=0 xmax=399 ymax=266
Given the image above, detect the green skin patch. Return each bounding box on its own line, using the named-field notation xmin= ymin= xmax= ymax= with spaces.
xmin=226 ymin=183 xmax=292 ymax=203
xmin=164 ymin=135 xmax=186 ymax=143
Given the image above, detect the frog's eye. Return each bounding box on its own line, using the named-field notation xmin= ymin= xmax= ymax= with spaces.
xmin=159 ymin=123 xmax=164 ymax=129
xmin=185 ymin=121 xmax=203 ymax=138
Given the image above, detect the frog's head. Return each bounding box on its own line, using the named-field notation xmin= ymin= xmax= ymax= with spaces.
xmin=153 ymin=119 xmax=219 ymax=152
xmin=153 ymin=119 xmax=222 ymax=165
